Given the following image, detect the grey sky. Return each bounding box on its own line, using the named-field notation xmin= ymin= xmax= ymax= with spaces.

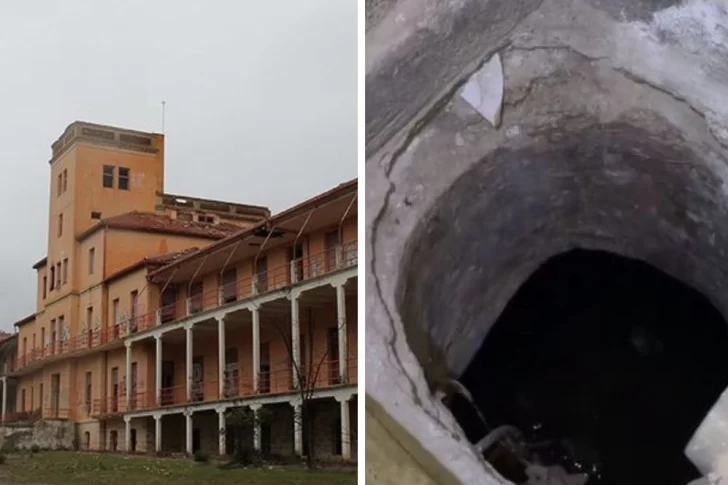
xmin=0 ymin=1 xmax=357 ymax=329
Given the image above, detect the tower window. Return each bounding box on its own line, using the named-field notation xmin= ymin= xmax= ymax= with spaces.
xmin=118 ymin=167 xmax=130 ymax=190
xmin=103 ymin=165 xmax=114 ymax=188
xmin=62 ymin=258 xmax=68 ymax=285
xmin=62 ymin=169 xmax=68 ymax=193
xmin=88 ymin=247 xmax=95 ymax=275
xmin=58 ymin=213 xmax=63 ymax=237
xmin=57 ymin=173 xmax=62 ymax=197
xmin=49 ymin=265 xmax=55 ymax=291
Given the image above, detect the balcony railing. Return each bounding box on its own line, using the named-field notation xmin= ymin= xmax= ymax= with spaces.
xmin=12 ymin=241 xmax=357 ymax=371
xmin=106 ymin=356 xmax=358 ymax=413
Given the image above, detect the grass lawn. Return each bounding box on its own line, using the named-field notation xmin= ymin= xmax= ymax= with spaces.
xmin=0 ymin=452 xmax=357 ymax=485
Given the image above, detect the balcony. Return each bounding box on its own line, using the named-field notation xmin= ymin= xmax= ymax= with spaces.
xmin=11 ymin=241 xmax=357 ymax=372
xmin=115 ymin=356 xmax=357 ymax=413
xmin=137 ymin=240 xmax=358 ymax=333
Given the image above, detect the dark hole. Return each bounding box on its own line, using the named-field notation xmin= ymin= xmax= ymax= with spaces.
xmin=452 ymin=249 xmax=728 ymax=485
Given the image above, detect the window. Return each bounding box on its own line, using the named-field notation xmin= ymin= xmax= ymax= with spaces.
xmin=57 ymin=173 xmax=62 ymax=197
xmin=40 ymin=328 xmax=45 ymax=353
xmin=50 ymin=319 xmax=56 ymax=353
xmin=112 ymin=298 xmax=120 ymax=338
xmin=84 ymin=372 xmax=92 ymax=413
xmin=42 ymin=276 xmax=47 ymax=299
xmin=56 ymin=263 xmax=61 ymax=289
xmin=49 ymin=265 xmax=55 ymax=290
xmin=86 ymin=306 xmax=94 ymax=345
xmin=112 ymin=298 xmax=119 ymax=325
xmin=39 ymin=383 xmax=43 ymax=410
xmin=198 ymin=214 xmax=214 ymax=224
xmin=62 ymin=258 xmax=68 ymax=285
xmin=62 ymin=169 xmax=68 ymax=193
xmin=130 ymin=291 xmax=139 ymax=332
xmin=88 ymin=248 xmax=95 ymax=274
xmin=57 ymin=213 xmax=63 ymax=237
xmin=118 ymin=167 xmax=130 ymax=190
xmin=102 ymin=165 xmax=114 ymax=188
xmin=21 ymin=389 xmax=25 ymax=412
xmin=91 ymin=211 xmax=102 ymax=219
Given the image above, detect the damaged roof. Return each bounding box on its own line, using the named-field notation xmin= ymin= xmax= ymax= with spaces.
xmin=77 ymin=211 xmax=242 ymax=242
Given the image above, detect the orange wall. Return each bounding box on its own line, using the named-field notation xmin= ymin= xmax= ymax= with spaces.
xmin=104 ymin=229 xmax=216 ymax=278
xmin=73 ymin=140 xmax=164 ymax=238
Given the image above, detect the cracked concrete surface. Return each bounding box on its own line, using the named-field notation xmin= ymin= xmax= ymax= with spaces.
xmin=366 ymin=0 xmax=728 ymax=483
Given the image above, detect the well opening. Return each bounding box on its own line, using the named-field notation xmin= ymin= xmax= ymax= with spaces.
xmin=397 ymin=119 xmax=728 ymax=484
xmin=451 ymin=248 xmax=728 ymax=485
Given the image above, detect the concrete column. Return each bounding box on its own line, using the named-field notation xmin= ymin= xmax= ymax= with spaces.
xmin=125 ymin=341 xmax=132 ymax=411
xmin=335 ymin=283 xmax=348 ymax=382
xmin=124 ymin=417 xmax=132 ymax=453
xmin=251 ymin=404 xmax=262 ymax=451
xmin=290 ymin=294 xmax=301 ymax=389
xmin=185 ymin=411 xmax=193 ymax=455
xmin=292 ymin=402 xmax=303 ymax=456
xmin=185 ymin=325 xmax=193 ymax=401
xmin=217 ymin=317 xmax=225 ymax=399
xmin=1 ymin=377 xmax=7 ymax=423
xmin=337 ymin=396 xmax=352 ymax=460
xmin=252 ymin=308 xmax=260 ymax=392
xmin=155 ymin=334 xmax=162 ymax=406
xmin=217 ymin=409 xmax=226 ymax=456
xmin=154 ymin=414 xmax=162 ymax=453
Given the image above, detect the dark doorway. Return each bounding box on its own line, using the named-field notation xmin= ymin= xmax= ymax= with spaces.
xmin=161 ymin=361 xmax=175 ymax=405
xmin=193 ymin=428 xmax=201 ymax=453
xmin=192 ymin=357 xmax=204 ymax=402
xmin=259 ymin=343 xmax=271 ymax=393
xmin=261 ymin=422 xmax=272 ymax=455
xmin=50 ymin=373 xmax=60 ymax=417
xmin=160 ymin=286 xmax=177 ymax=323
xmin=288 ymin=244 xmax=304 ymax=283
xmin=224 ymin=349 xmax=239 ymax=398
xmin=130 ymin=428 xmax=137 ymax=452
xmin=110 ymin=368 xmax=118 ymax=413
xmin=453 ymin=249 xmax=728 ymax=485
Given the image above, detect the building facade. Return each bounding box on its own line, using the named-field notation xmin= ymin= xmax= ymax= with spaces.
xmin=1 ymin=121 xmax=358 ymax=460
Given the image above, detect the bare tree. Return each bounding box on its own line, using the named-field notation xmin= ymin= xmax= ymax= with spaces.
xmin=270 ymin=305 xmax=345 ymax=469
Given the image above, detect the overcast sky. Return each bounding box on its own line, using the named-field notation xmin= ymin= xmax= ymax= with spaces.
xmin=0 ymin=1 xmax=356 ymax=329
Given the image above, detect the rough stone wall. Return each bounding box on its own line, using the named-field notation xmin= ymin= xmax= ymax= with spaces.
xmin=0 ymin=420 xmax=75 ymax=450
xmin=366 ymin=0 xmax=728 ymax=483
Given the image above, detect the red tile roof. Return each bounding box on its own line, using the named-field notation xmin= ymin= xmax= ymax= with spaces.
xmin=149 ymin=178 xmax=358 ymax=278
xmin=77 ymin=211 xmax=242 ymax=241
xmin=105 ymin=247 xmax=201 ymax=284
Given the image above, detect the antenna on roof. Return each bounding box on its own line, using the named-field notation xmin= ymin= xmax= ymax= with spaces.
xmin=161 ymin=100 xmax=167 ymax=134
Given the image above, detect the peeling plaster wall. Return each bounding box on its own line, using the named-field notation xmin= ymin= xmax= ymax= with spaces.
xmin=366 ymin=0 xmax=728 ymax=483
xmin=0 ymin=420 xmax=75 ymax=451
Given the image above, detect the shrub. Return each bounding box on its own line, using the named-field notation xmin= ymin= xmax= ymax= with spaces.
xmin=30 ymin=445 xmax=40 ymax=454
xmin=0 ymin=453 xmax=6 ymax=464
xmin=193 ymin=450 xmax=209 ymax=463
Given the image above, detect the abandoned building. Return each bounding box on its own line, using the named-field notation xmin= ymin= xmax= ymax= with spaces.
xmin=366 ymin=0 xmax=728 ymax=484
xmin=0 ymin=121 xmax=358 ymax=460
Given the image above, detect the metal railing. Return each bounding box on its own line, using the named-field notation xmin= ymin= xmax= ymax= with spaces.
xmin=13 ymin=241 xmax=357 ymax=371
xmin=109 ymin=356 xmax=358 ymax=412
